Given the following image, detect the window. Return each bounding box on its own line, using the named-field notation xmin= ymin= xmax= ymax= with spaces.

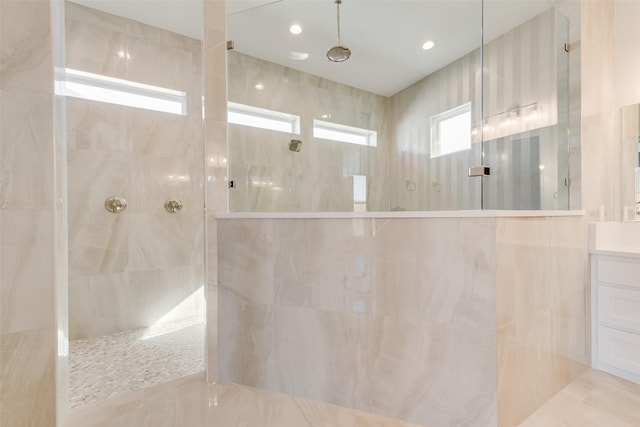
xmin=430 ymin=103 xmax=472 ymax=158
xmin=313 ymin=120 xmax=377 ymax=147
xmin=55 ymin=68 xmax=187 ymax=115
xmin=228 ymin=102 xmax=300 ymax=134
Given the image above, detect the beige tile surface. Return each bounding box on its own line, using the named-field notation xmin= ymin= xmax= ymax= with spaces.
xmin=217 ymin=217 xmax=498 ymax=427
xmin=64 ymin=375 xmax=428 ymax=427
xmin=63 ymin=368 xmax=640 ymax=427
xmin=519 ymin=369 xmax=640 ymax=427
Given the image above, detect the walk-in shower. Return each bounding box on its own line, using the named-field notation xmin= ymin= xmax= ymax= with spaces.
xmin=63 ymin=0 xmax=206 ymax=408
xmin=55 ymin=1 xmax=576 ymax=426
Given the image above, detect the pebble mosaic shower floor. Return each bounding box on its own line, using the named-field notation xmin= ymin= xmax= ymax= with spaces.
xmin=69 ymin=317 xmax=205 ymax=409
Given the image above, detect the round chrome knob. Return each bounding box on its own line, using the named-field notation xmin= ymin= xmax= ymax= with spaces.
xmin=104 ymin=196 xmax=127 ymax=213
xmin=164 ymin=199 xmax=183 ymax=213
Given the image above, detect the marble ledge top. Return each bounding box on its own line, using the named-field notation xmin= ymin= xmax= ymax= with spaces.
xmin=213 ymin=210 xmax=586 ymax=219
xmin=591 ymin=248 xmax=640 ymax=258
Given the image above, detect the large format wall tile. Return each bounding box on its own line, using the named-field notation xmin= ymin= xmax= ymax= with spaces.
xmin=218 ymin=215 xmax=588 ymax=427
xmin=1 ymin=1 xmax=59 ymax=425
xmin=65 ymin=3 xmax=205 ymax=340
xmin=496 ymin=217 xmax=588 ymax=427
xmin=218 ymin=217 xmax=498 ymax=427
xmin=373 ymin=218 xmax=496 ymax=328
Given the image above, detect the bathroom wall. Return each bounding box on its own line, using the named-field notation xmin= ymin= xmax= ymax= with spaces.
xmin=217 ymin=216 xmax=498 ymax=427
xmin=0 ymin=1 xmax=61 ymax=425
xmin=65 ymin=3 xmax=205 ymax=340
xmin=203 ymin=0 xmax=228 ymax=381
xmin=581 ymin=0 xmax=616 ymax=220
xmin=496 ymin=216 xmax=589 ymax=427
xmin=616 ymin=0 xmax=640 ymax=215
xmin=227 ymin=52 xmax=390 ymax=212
xmin=216 ymin=214 xmax=589 ymax=427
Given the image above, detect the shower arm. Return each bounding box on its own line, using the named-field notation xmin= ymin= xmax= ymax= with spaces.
xmin=335 ymin=0 xmax=342 ymax=46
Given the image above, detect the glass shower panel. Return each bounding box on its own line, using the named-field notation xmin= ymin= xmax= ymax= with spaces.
xmin=395 ymin=12 xmax=483 ymax=212
xmin=226 ymin=0 xmax=483 ymax=212
xmin=482 ymin=0 xmax=570 ymax=210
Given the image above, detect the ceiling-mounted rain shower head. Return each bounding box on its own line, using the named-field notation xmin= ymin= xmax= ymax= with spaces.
xmin=327 ymin=0 xmax=351 ymax=62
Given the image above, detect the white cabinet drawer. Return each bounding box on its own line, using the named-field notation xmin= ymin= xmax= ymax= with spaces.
xmin=596 ymin=258 xmax=640 ymax=289
xmin=597 ymin=326 xmax=640 ymax=378
xmin=598 ymin=286 xmax=640 ymax=333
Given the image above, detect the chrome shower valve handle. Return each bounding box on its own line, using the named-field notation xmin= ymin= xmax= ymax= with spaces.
xmin=104 ymin=196 xmax=128 ymax=213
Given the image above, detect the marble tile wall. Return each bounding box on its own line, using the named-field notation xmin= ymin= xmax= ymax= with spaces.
xmin=65 ymin=3 xmax=205 ymax=340
xmin=227 ymin=52 xmax=390 ymax=212
xmin=496 ymin=216 xmax=589 ymax=427
xmin=203 ymin=0 xmax=228 ymax=381
xmin=615 ymin=0 xmax=640 ymax=215
xmin=217 ymin=217 xmax=498 ymax=427
xmin=0 ymin=1 xmax=59 ymax=425
xmin=581 ymin=0 xmax=617 ymax=220
xmin=217 ymin=215 xmax=589 ymax=427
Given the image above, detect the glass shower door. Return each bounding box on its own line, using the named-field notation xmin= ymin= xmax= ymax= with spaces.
xmin=481 ymin=0 xmax=571 ymax=210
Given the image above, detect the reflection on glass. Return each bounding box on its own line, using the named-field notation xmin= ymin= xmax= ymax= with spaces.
xmin=226 ymin=0 xmax=570 ymax=212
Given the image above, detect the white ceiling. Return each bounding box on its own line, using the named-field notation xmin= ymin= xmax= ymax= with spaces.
xmin=68 ymin=0 xmax=553 ymax=96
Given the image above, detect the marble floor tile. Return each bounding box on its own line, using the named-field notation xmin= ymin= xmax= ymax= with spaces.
xmin=64 ymin=375 xmax=427 ymax=427
xmin=518 ymin=369 xmax=640 ymax=427
xmin=69 ymin=317 xmax=204 ymax=408
xmin=64 ymin=368 xmax=640 ymax=427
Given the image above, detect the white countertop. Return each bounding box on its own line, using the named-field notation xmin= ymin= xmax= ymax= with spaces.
xmin=214 ymin=210 xmax=585 ymax=219
xmin=590 ymin=222 xmax=640 ymax=256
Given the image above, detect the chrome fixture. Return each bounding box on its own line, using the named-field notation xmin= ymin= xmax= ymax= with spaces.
xmin=289 ymin=139 xmax=302 ymax=152
xmin=164 ymin=199 xmax=183 ymax=213
xmin=104 ymin=196 xmax=127 ymax=213
xmin=326 ymin=0 xmax=351 ymax=62
xmin=468 ymin=166 xmax=491 ymax=177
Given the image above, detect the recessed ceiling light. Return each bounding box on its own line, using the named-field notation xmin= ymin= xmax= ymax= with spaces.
xmin=422 ymin=40 xmax=435 ymax=50
xmin=289 ymin=51 xmax=309 ymax=61
xmin=289 ymin=24 xmax=302 ymax=35
xmin=254 ymin=83 xmax=264 ymax=91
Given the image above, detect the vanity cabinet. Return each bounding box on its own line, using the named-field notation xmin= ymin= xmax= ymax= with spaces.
xmin=591 ymin=253 xmax=640 ymax=384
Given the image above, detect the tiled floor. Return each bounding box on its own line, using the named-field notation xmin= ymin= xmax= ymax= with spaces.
xmin=64 ymin=368 xmax=640 ymax=427
xmin=519 ymin=369 xmax=640 ymax=427
xmin=69 ymin=318 xmax=205 ymax=408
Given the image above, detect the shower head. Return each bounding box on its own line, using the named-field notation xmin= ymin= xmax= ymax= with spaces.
xmin=289 ymin=139 xmax=302 ymax=152
xmin=327 ymin=0 xmax=351 ymax=62
xmin=327 ymin=46 xmax=351 ymax=62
